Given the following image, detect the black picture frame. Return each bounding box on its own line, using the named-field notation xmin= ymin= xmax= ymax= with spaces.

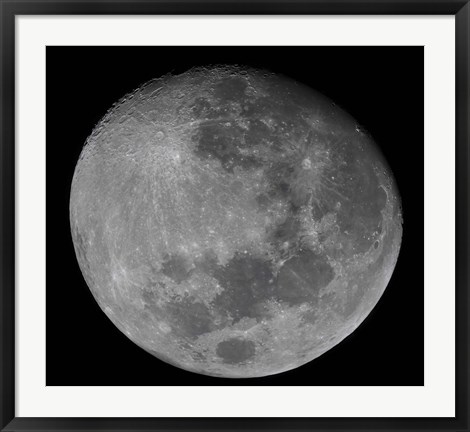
xmin=1 ymin=1 xmax=468 ymax=431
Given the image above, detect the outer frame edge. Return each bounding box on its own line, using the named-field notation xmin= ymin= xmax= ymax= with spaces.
xmin=0 ymin=1 xmax=16 ymax=431
xmin=455 ymin=2 xmax=470 ymax=432
xmin=2 ymin=0 xmax=467 ymax=431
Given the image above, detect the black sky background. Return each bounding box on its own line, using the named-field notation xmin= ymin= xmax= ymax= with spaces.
xmin=46 ymin=46 xmax=424 ymax=386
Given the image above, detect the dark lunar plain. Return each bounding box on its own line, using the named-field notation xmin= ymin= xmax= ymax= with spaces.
xmin=46 ymin=46 xmax=423 ymax=386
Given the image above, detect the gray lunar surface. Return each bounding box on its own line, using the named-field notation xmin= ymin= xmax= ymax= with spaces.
xmin=70 ymin=66 xmax=403 ymax=378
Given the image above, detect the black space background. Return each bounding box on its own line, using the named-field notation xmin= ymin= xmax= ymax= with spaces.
xmin=46 ymin=46 xmax=424 ymax=386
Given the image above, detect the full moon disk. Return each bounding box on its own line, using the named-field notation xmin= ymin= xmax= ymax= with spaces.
xmin=70 ymin=66 xmax=402 ymax=378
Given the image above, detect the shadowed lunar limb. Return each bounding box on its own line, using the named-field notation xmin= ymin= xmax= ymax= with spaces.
xmin=70 ymin=66 xmax=402 ymax=378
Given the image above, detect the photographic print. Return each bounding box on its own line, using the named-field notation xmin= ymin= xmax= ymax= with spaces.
xmin=46 ymin=46 xmax=424 ymax=386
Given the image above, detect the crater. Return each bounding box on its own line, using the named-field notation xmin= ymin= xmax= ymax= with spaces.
xmin=242 ymin=118 xmax=275 ymax=148
xmin=161 ymin=254 xmax=192 ymax=284
xmin=301 ymin=158 xmax=312 ymax=170
xmin=192 ymin=122 xmax=262 ymax=172
xmin=210 ymin=253 xmax=276 ymax=323
xmin=72 ymin=226 xmax=94 ymax=285
xmin=214 ymin=76 xmax=248 ymax=102
xmin=216 ymin=338 xmax=256 ymax=364
xmin=333 ymin=157 xmax=388 ymax=253
xmin=255 ymin=192 xmax=272 ymax=211
xmin=72 ymin=227 xmax=89 ymax=268
xmin=270 ymin=215 xmax=301 ymax=246
xmin=301 ymin=308 xmax=318 ymax=325
xmin=189 ymin=97 xmax=218 ymax=119
xmin=167 ymin=298 xmax=214 ymax=339
xmin=275 ymin=249 xmax=335 ymax=306
xmin=195 ymin=249 xmax=219 ymax=274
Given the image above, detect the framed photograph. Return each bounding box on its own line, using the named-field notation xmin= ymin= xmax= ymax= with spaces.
xmin=1 ymin=1 xmax=467 ymax=431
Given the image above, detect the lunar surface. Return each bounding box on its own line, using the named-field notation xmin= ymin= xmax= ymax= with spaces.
xmin=70 ymin=66 xmax=402 ymax=378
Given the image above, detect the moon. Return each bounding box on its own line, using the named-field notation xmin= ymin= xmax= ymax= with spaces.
xmin=70 ymin=66 xmax=402 ymax=378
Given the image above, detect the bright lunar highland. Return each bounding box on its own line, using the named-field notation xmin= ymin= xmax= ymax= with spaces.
xmin=70 ymin=66 xmax=403 ymax=378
